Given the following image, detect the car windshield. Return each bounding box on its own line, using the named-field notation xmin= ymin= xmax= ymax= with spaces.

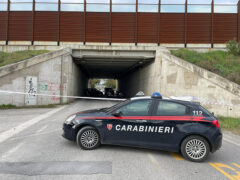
xmin=105 ymin=100 xmax=130 ymax=113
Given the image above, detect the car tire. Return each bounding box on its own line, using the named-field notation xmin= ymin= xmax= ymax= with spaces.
xmin=76 ymin=126 xmax=100 ymax=150
xmin=181 ymin=135 xmax=210 ymax=162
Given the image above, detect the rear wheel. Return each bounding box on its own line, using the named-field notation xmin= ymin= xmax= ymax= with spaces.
xmin=181 ymin=135 xmax=210 ymax=162
xmin=77 ymin=126 xmax=100 ymax=150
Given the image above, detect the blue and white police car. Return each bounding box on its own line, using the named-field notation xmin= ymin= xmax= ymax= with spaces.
xmin=62 ymin=93 xmax=222 ymax=162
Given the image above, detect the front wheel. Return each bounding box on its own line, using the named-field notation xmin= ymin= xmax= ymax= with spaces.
xmin=76 ymin=126 xmax=100 ymax=150
xmin=181 ymin=135 xmax=210 ymax=162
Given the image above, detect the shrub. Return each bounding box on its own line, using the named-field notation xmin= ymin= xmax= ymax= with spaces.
xmin=226 ymin=39 xmax=240 ymax=56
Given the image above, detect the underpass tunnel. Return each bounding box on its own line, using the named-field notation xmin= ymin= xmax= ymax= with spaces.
xmin=71 ymin=49 xmax=156 ymax=98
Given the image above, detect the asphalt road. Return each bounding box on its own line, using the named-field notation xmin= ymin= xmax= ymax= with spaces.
xmin=0 ymin=100 xmax=240 ymax=180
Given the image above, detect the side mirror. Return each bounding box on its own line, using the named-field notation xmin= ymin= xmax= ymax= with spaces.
xmin=212 ymin=112 xmax=215 ymax=116
xmin=112 ymin=111 xmax=122 ymax=117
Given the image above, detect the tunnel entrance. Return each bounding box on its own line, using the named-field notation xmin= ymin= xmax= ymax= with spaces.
xmin=85 ymin=78 xmax=122 ymax=98
xmin=72 ymin=49 xmax=155 ymax=98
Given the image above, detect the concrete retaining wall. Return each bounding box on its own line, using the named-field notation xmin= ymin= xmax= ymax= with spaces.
xmin=0 ymin=43 xmax=226 ymax=53
xmin=0 ymin=48 xmax=87 ymax=106
xmin=64 ymin=55 xmax=88 ymax=103
xmin=119 ymin=47 xmax=240 ymax=117
xmin=0 ymin=45 xmax=62 ymax=53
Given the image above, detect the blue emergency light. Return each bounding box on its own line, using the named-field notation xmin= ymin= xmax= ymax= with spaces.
xmin=152 ymin=92 xmax=162 ymax=99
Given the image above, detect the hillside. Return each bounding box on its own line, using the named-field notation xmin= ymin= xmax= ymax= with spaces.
xmin=171 ymin=49 xmax=240 ymax=85
xmin=0 ymin=50 xmax=49 ymax=67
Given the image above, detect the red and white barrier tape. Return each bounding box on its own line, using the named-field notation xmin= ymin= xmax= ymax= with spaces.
xmin=0 ymin=90 xmax=239 ymax=106
xmin=0 ymin=90 xmax=126 ymax=101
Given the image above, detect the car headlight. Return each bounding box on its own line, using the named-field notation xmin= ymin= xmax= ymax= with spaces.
xmin=65 ymin=114 xmax=76 ymax=125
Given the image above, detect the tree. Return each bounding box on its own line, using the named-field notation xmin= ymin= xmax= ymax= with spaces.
xmin=89 ymin=79 xmax=100 ymax=88
xmin=104 ymin=79 xmax=117 ymax=89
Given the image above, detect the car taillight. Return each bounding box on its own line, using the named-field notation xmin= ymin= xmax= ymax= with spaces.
xmin=212 ymin=120 xmax=220 ymax=128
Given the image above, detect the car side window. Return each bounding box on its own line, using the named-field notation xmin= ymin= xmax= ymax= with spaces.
xmin=156 ymin=101 xmax=188 ymax=116
xmin=116 ymin=100 xmax=152 ymax=116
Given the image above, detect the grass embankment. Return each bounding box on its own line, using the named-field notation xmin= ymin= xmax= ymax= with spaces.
xmin=0 ymin=50 xmax=49 ymax=67
xmin=171 ymin=49 xmax=240 ymax=85
xmin=218 ymin=117 xmax=240 ymax=135
xmin=0 ymin=104 xmax=57 ymax=109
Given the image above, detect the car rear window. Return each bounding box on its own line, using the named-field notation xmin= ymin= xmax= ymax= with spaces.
xmin=156 ymin=101 xmax=188 ymax=116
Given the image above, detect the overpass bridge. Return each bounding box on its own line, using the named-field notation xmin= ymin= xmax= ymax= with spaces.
xmin=0 ymin=44 xmax=239 ymax=117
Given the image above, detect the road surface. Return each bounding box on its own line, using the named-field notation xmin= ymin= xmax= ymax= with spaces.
xmin=0 ymin=100 xmax=240 ymax=180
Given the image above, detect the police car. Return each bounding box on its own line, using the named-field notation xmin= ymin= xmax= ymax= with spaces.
xmin=62 ymin=93 xmax=222 ymax=162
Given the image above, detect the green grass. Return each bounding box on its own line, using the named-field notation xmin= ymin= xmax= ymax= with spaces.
xmin=0 ymin=104 xmax=17 ymax=109
xmin=171 ymin=49 xmax=240 ymax=85
xmin=0 ymin=50 xmax=49 ymax=67
xmin=0 ymin=104 xmax=58 ymax=109
xmin=218 ymin=116 xmax=240 ymax=135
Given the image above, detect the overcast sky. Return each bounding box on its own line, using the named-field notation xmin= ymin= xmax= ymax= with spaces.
xmin=0 ymin=0 xmax=238 ymax=13
xmin=0 ymin=0 xmax=238 ymax=3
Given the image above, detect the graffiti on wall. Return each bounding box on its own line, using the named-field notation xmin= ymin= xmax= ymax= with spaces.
xmin=39 ymin=82 xmax=64 ymax=102
xmin=39 ymin=83 xmax=63 ymax=92
xmin=22 ymin=77 xmax=66 ymax=105
xmin=25 ymin=76 xmax=37 ymax=105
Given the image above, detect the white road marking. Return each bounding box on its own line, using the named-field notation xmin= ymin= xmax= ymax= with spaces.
xmin=1 ymin=142 xmax=24 ymax=159
xmin=223 ymin=137 xmax=240 ymax=147
xmin=0 ymin=106 xmax=66 ymax=144
xmin=36 ymin=125 xmax=48 ymax=133
xmin=9 ymin=129 xmax=61 ymax=141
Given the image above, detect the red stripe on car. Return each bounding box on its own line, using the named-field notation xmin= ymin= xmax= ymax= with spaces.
xmin=76 ymin=116 xmax=210 ymax=122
